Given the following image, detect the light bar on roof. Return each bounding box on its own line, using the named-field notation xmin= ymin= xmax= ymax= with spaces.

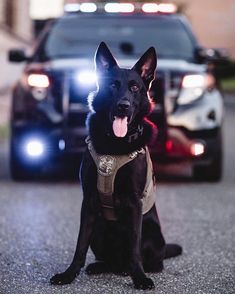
xmin=104 ymin=3 xmax=135 ymax=13
xmin=119 ymin=3 xmax=135 ymax=12
xmin=142 ymin=3 xmax=159 ymax=13
xmin=64 ymin=3 xmax=80 ymax=12
xmin=80 ymin=2 xmax=97 ymax=13
xmin=104 ymin=3 xmax=120 ymax=13
xmin=64 ymin=2 xmax=177 ymax=14
xmin=158 ymin=3 xmax=177 ymax=13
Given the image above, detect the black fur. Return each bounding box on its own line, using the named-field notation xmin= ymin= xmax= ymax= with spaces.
xmin=50 ymin=42 xmax=182 ymax=290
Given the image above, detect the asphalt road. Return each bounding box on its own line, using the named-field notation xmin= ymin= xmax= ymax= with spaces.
xmin=0 ymin=96 xmax=234 ymax=294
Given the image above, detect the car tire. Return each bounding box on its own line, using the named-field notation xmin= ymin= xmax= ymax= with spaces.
xmin=193 ymin=131 xmax=223 ymax=182
xmin=193 ymin=156 xmax=222 ymax=182
xmin=10 ymin=151 xmax=28 ymax=181
xmin=10 ymin=135 xmax=32 ymax=181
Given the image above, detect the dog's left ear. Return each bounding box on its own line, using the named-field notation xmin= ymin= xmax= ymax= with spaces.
xmin=95 ymin=42 xmax=118 ymax=72
xmin=132 ymin=47 xmax=157 ymax=88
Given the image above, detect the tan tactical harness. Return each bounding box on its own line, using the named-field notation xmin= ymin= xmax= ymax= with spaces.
xmin=86 ymin=138 xmax=156 ymax=221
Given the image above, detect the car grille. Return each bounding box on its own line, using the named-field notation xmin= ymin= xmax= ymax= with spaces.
xmin=49 ymin=71 xmax=64 ymax=114
xmin=69 ymin=73 xmax=96 ymax=105
xmin=148 ymin=71 xmax=167 ymax=153
xmin=67 ymin=71 xmax=94 ymax=127
xmin=49 ymin=69 xmax=183 ymax=153
xmin=66 ymin=111 xmax=88 ymax=127
xmin=49 ymin=70 xmax=94 ymax=127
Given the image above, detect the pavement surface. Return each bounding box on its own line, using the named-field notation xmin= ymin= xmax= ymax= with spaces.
xmin=0 ymin=96 xmax=235 ymax=294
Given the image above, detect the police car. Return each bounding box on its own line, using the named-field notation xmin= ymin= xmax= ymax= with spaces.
xmin=9 ymin=2 xmax=224 ymax=181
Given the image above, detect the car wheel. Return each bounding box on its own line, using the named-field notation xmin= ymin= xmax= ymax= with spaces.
xmin=193 ymin=131 xmax=223 ymax=182
xmin=10 ymin=152 xmax=28 ymax=181
xmin=10 ymin=137 xmax=32 ymax=181
xmin=193 ymin=155 xmax=222 ymax=182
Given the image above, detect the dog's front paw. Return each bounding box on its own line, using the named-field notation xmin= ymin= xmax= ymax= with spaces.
xmin=134 ymin=277 xmax=155 ymax=290
xmin=50 ymin=271 xmax=77 ymax=285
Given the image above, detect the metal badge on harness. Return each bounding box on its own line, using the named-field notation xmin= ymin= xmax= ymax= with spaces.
xmin=98 ymin=155 xmax=116 ymax=176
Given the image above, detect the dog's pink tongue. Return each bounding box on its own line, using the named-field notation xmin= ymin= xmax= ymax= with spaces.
xmin=113 ymin=116 xmax=128 ymax=137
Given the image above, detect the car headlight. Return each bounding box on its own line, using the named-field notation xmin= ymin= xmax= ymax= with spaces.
xmin=177 ymin=74 xmax=215 ymax=105
xmin=21 ymin=72 xmax=50 ymax=100
xmin=76 ymin=70 xmax=97 ymax=86
xmin=24 ymin=138 xmax=45 ymax=158
xmin=27 ymin=73 xmax=50 ymax=88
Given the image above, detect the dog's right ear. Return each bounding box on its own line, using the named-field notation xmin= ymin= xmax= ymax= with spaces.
xmin=95 ymin=42 xmax=118 ymax=72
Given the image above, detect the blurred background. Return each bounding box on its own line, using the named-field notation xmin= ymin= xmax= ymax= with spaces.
xmin=0 ymin=1 xmax=234 ymax=294
xmin=0 ymin=0 xmax=235 ymax=140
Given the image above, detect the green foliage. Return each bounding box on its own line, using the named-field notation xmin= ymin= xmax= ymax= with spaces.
xmin=221 ymin=77 xmax=235 ymax=93
xmin=0 ymin=125 xmax=9 ymax=140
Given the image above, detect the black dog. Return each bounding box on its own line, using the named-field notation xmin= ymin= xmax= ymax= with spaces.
xmin=50 ymin=42 xmax=182 ymax=290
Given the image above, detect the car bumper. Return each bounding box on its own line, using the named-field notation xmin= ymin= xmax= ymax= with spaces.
xmin=149 ymin=125 xmax=221 ymax=164
xmin=149 ymin=88 xmax=223 ymax=163
xmin=12 ymin=121 xmax=221 ymax=166
xmin=11 ymin=125 xmax=88 ymax=166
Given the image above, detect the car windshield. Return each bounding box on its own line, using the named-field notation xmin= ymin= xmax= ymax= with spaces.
xmin=37 ymin=14 xmax=196 ymax=61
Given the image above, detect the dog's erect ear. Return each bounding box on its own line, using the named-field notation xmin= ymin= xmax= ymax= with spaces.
xmin=95 ymin=42 xmax=118 ymax=72
xmin=132 ymin=47 xmax=157 ymax=88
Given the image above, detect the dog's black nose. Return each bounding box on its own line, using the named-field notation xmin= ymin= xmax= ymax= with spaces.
xmin=117 ymin=100 xmax=130 ymax=111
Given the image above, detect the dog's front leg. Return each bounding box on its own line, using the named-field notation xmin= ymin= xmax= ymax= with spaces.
xmin=50 ymin=200 xmax=95 ymax=285
xmin=127 ymin=199 xmax=155 ymax=290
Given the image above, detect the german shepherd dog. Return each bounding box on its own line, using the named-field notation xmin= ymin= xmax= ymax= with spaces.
xmin=50 ymin=42 xmax=182 ymax=290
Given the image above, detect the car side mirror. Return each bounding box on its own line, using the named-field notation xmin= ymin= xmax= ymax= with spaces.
xmin=8 ymin=49 xmax=29 ymax=62
xmin=195 ymin=47 xmax=229 ymax=64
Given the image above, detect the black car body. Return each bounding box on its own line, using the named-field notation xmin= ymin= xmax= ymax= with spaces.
xmin=9 ymin=3 xmax=224 ymax=180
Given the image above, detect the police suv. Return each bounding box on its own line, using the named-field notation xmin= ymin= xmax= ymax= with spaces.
xmin=9 ymin=2 xmax=224 ymax=181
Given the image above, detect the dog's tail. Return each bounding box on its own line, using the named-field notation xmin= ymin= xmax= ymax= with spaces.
xmin=164 ymin=244 xmax=182 ymax=259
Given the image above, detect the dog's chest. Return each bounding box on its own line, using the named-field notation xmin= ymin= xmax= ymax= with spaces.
xmin=86 ymin=138 xmax=156 ymax=220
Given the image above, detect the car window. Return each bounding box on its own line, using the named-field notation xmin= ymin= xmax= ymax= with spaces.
xmin=38 ymin=14 xmax=196 ymax=61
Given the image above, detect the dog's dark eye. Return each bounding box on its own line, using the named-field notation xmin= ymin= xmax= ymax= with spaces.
xmin=110 ymin=83 xmax=116 ymax=89
xmin=130 ymin=84 xmax=139 ymax=92
xmin=110 ymin=81 xmax=120 ymax=90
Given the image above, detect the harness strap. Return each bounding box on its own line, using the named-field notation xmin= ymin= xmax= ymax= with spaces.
xmin=142 ymin=147 xmax=156 ymax=214
xmin=86 ymin=137 xmax=156 ymax=220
